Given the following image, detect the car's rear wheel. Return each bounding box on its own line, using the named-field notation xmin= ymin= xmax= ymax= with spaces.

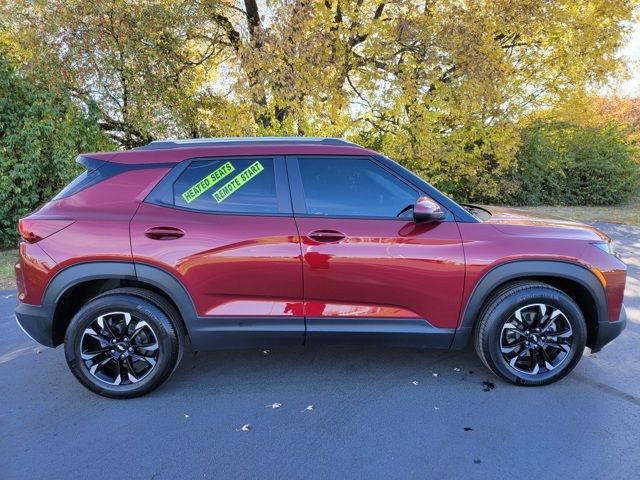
xmin=64 ymin=288 xmax=184 ymax=398
xmin=474 ymin=281 xmax=587 ymax=386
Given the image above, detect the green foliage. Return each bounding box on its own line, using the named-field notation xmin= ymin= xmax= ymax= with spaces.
xmin=362 ymin=120 xmax=522 ymax=203
xmin=0 ymin=52 xmax=113 ymax=246
xmin=508 ymin=122 xmax=640 ymax=206
xmin=0 ymin=1 xmax=638 ymax=245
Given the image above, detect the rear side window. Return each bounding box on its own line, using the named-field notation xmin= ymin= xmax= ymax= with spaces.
xmin=297 ymin=157 xmax=419 ymax=218
xmin=173 ymin=158 xmax=279 ymax=214
xmin=52 ymin=156 xmax=108 ymax=200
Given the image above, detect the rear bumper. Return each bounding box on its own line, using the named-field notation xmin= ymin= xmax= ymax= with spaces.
xmin=590 ymin=304 xmax=627 ymax=353
xmin=15 ymin=302 xmax=55 ymax=347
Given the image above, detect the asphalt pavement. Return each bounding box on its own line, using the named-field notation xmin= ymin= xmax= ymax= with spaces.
xmin=1 ymin=221 xmax=639 ymax=479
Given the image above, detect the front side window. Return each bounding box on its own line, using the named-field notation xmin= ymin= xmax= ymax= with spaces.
xmin=173 ymin=158 xmax=278 ymax=213
xmin=297 ymin=157 xmax=419 ymax=218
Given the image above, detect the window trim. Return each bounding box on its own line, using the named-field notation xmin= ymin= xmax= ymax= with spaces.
xmin=286 ymin=155 xmax=454 ymax=221
xmin=145 ymin=155 xmax=292 ymax=216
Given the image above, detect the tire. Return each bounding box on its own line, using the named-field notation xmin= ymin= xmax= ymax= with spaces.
xmin=474 ymin=281 xmax=587 ymax=386
xmin=64 ymin=288 xmax=185 ymax=398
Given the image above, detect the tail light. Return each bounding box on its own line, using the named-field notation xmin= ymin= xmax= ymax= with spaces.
xmin=18 ymin=216 xmax=75 ymax=243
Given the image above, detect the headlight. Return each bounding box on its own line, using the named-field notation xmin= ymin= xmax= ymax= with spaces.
xmin=592 ymin=241 xmax=615 ymax=256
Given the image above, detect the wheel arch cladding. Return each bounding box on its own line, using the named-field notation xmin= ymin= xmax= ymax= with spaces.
xmin=47 ymin=262 xmax=196 ymax=346
xmin=450 ymin=260 xmax=606 ymax=349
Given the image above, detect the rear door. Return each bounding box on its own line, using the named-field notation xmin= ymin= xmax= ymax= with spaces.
xmin=130 ymin=155 xmax=304 ymax=349
xmin=287 ymin=155 xmax=465 ymax=347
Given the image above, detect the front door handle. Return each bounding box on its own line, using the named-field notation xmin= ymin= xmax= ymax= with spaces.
xmin=144 ymin=226 xmax=185 ymax=240
xmin=308 ymin=229 xmax=346 ymax=243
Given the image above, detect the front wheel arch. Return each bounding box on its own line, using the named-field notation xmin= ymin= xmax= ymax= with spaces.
xmin=451 ymin=260 xmax=606 ymax=350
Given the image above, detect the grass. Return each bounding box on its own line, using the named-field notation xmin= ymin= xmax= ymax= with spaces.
xmin=0 ymin=249 xmax=18 ymax=290
xmin=518 ymin=198 xmax=640 ymax=226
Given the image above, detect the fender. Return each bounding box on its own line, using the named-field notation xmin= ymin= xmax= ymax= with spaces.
xmin=134 ymin=263 xmax=198 ymax=323
xmin=43 ymin=261 xmax=137 ymax=310
xmin=43 ymin=260 xmax=198 ymax=329
xmin=450 ymin=260 xmax=608 ymax=349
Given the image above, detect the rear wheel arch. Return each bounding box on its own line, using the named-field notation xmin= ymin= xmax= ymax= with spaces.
xmin=47 ymin=262 xmax=196 ymax=346
xmin=451 ymin=260 xmax=606 ymax=349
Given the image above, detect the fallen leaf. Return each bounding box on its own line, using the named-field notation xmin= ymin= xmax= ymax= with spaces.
xmin=236 ymin=424 xmax=252 ymax=432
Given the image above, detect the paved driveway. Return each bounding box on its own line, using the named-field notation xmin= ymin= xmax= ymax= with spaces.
xmin=1 ymin=222 xmax=639 ymax=479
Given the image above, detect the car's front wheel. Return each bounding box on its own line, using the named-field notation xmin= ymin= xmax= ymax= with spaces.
xmin=474 ymin=281 xmax=587 ymax=386
xmin=64 ymin=288 xmax=184 ymax=398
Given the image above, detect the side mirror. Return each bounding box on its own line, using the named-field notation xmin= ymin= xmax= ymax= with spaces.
xmin=413 ymin=197 xmax=446 ymax=223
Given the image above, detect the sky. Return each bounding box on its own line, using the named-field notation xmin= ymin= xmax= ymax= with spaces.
xmin=618 ymin=20 xmax=640 ymax=95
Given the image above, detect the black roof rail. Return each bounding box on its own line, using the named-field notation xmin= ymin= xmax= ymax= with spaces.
xmin=137 ymin=137 xmax=359 ymax=150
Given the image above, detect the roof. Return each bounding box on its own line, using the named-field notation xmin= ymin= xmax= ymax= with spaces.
xmin=96 ymin=137 xmax=374 ymax=165
xmin=138 ymin=136 xmax=358 ymax=150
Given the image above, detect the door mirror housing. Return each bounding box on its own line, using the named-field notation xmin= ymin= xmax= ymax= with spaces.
xmin=413 ymin=197 xmax=446 ymax=223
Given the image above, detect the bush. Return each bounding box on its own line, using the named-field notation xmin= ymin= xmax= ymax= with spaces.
xmin=563 ymin=125 xmax=640 ymax=205
xmin=0 ymin=52 xmax=113 ymax=247
xmin=508 ymin=121 xmax=640 ymax=206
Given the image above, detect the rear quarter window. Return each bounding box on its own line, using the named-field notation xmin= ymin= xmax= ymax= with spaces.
xmin=52 ymin=157 xmax=108 ymax=200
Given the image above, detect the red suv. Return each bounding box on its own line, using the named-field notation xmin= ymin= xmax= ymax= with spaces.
xmin=15 ymin=137 xmax=627 ymax=398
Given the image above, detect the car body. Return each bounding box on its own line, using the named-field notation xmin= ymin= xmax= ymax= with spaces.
xmin=14 ymin=137 xmax=627 ymax=397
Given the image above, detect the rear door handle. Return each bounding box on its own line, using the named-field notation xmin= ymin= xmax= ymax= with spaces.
xmin=144 ymin=226 xmax=185 ymax=240
xmin=308 ymin=229 xmax=346 ymax=243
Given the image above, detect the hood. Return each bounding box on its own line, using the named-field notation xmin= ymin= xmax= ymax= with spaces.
xmin=478 ymin=205 xmax=610 ymax=242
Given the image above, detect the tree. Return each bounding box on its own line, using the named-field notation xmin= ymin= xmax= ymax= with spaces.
xmin=2 ymin=0 xmax=255 ymax=148
xmin=214 ymin=0 xmax=638 ymax=200
xmin=0 ymin=49 xmax=113 ymax=245
xmin=592 ymin=95 xmax=640 ymax=143
xmin=3 ymin=0 xmax=637 ymax=201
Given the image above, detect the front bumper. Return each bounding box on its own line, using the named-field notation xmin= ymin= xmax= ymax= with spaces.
xmin=15 ymin=302 xmax=55 ymax=347
xmin=590 ymin=304 xmax=627 ymax=353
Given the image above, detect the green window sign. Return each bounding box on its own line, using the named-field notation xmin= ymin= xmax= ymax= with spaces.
xmin=181 ymin=161 xmax=235 ymax=204
xmin=213 ymin=161 xmax=265 ymax=203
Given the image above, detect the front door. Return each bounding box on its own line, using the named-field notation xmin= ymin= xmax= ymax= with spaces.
xmin=130 ymin=155 xmax=304 ymax=349
xmin=287 ymin=155 xmax=465 ymax=348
